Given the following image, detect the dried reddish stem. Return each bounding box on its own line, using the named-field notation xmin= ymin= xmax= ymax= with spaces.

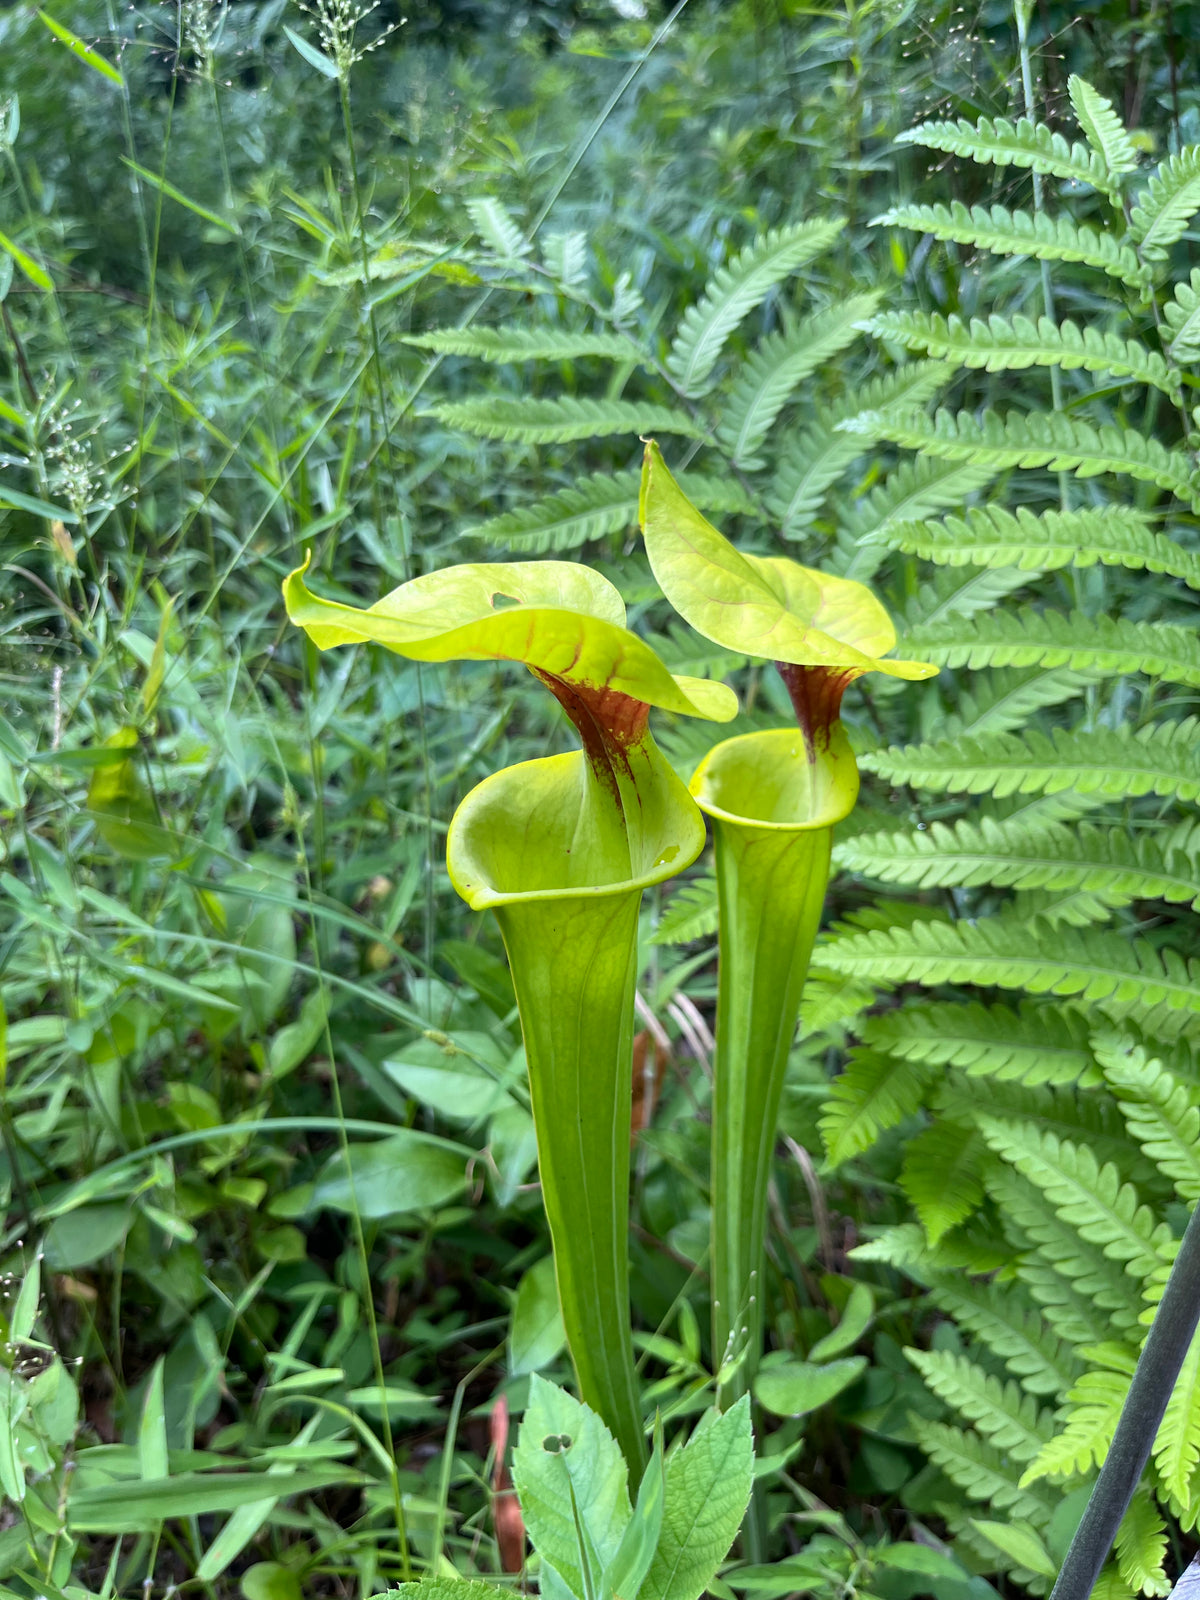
xmin=532 ymin=670 xmax=651 ymax=793
xmin=775 ymin=662 xmax=858 ymax=756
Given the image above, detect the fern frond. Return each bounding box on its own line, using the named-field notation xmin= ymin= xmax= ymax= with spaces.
xmin=1094 ymin=1036 xmax=1200 ymax=1201
xmin=943 ymin=666 xmax=1098 ymax=739
xmin=819 ymin=1050 xmax=937 ymax=1165
xmin=989 ymin=1166 xmax=1146 ymax=1333
xmin=651 ymin=873 xmax=718 ymax=945
xmin=976 ymin=1117 xmax=1173 ymax=1277
xmin=835 ymin=817 xmax=1200 ymax=910
xmin=402 ymin=327 xmax=641 ymax=363
xmin=902 ymin=610 xmax=1200 ymax=690
xmin=428 ymin=396 xmax=703 ymax=442
xmin=859 ymin=720 xmax=1200 ymax=804
xmin=908 ymin=1347 xmax=1055 ymax=1459
xmin=1022 ymin=1368 xmax=1129 ymax=1482
xmin=895 ymin=114 xmax=1115 ymax=193
xmin=860 ymin=1000 xmax=1097 ymax=1086
xmin=801 ymin=966 xmax=878 ymax=1033
xmin=869 ymin=312 xmax=1178 ymax=395
xmin=1069 ymin=76 xmax=1138 ymax=179
xmin=900 ymin=1122 xmax=988 ymax=1242
xmin=767 ymin=360 xmax=953 ymax=537
xmin=463 ymin=469 xmax=754 ymax=552
xmin=842 ymin=409 xmax=1200 ymax=510
xmin=819 ymin=915 xmax=1200 ymax=1026
xmin=901 ymin=566 xmax=1033 ymax=628
xmin=872 ymin=504 xmax=1200 ymax=590
xmin=1163 ymin=268 xmax=1200 ymax=359
xmin=936 ymin=1080 xmax=1155 ymax=1183
xmin=1114 ymin=1489 xmax=1171 ymax=1598
xmin=1015 ymin=886 xmax=1126 ymax=929
xmin=874 ymin=202 xmax=1150 ymax=287
xmin=666 ymin=218 xmax=845 ymax=396
xmin=925 ymin=1274 xmax=1083 ymax=1395
xmin=1130 ymin=146 xmax=1200 ymax=259
xmin=841 ymin=457 xmax=998 ymax=547
xmin=717 ymin=293 xmax=880 ymax=467
xmin=908 ymin=1417 xmax=1056 ymax=1521
xmin=466 ymin=196 xmax=529 ymax=258
xmin=1154 ymin=1327 xmax=1200 ymax=1500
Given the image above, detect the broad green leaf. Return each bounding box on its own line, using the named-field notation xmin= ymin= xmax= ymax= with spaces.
xmin=808 ymin=1282 xmax=875 ymax=1362
xmin=138 ymin=1359 xmax=168 ymax=1481
xmin=267 ymin=988 xmax=329 ymax=1080
xmin=0 ymin=1374 xmax=26 ymax=1502
xmin=306 ymin=1132 xmax=469 ymax=1218
xmin=86 ymin=728 xmax=179 ymax=860
xmin=753 ymin=1357 xmax=867 ymax=1417
xmin=509 ymin=1256 xmax=567 ymax=1376
xmin=43 ymin=1204 xmax=133 ymax=1271
xmin=383 ymin=1033 xmax=514 ymax=1122
xmin=969 ymin=1520 xmax=1057 ymax=1578
xmin=284 ymin=553 xmax=736 ymax=724
xmin=241 ymin=1564 xmax=303 ymax=1600
xmin=512 ymin=1375 xmax=632 ymax=1599
xmin=385 ymin=1584 xmax=503 ymax=1600
xmin=639 ymin=441 xmax=935 ymax=681
xmin=605 ymin=1421 xmax=666 ymax=1600
xmin=640 ymin=1398 xmax=754 ymax=1600
xmin=10 ymin=1258 xmax=38 ymax=1344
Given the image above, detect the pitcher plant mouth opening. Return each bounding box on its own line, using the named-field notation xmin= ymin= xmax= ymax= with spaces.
xmin=690 ymin=724 xmax=861 ymax=832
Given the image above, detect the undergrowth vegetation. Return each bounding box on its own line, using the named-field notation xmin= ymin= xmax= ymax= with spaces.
xmin=2 ymin=1 xmax=1200 ymax=1597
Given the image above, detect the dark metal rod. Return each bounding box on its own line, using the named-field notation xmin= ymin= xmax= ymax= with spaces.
xmin=1049 ymin=1200 xmax=1200 ymax=1600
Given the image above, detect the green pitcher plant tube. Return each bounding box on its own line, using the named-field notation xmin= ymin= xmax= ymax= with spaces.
xmin=283 ymin=552 xmax=736 ymax=1478
xmin=639 ymin=441 xmax=936 ymax=1404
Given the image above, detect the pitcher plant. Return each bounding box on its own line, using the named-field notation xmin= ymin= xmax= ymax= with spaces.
xmin=284 ymin=552 xmax=736 ymax=1478
xmin=639 ymin=441 xmax=936 ymax=1404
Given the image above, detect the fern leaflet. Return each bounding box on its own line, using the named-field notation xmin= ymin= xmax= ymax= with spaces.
xmin=1153 ymin=1327 xmax=1200 ymax=1501
xmin=842 ymin=409 xmax=1200 ymax=511
xmin=860 ymin=1000 xmax=1098 ymax=1086
xmin=428 ymin=396 xmax=703 ymax=442
xmin=907 ymin=1347 xmax=1055 ymax=1459
xmin=1094 ymin=1036 xmax=1200 ymax=1202
xmin=900 ymin=1121 xmax=987 ymax=1242
xmin=873 ymin=202 xmax=1150 ymax=287
xmin=1163 ymin=268 xmax=1200 ymax=359
xmin=871 ymin=504 xmax=1200 ymax=590
xmin=895 ymin=114 xmax=1115 ymax=193
xmin=858 ymin=720 xmax=1200 ymax=804
xmin=819 ymin=1050 xmax=937 ymax=1164
xmin=908 ymin=1418 xmax=1056 ymax=1521
xmin=1130 ymin=146 xmax=1200 ymax=259
xmin=924 ymin=1274 xmax=1083 ymax=1395
xmin=666 ymin=218 xmax=845 ymax=396
xmin=402 ymin=327 xmax=641 ymax=363
xmin=868 ymin=311 xmax=1178 ymax=396
xmin=1022 ymin=1368 xmax=1129 ymax=1482
xmin=1114 ymin=1489 xmax=1171 ymax=1598
xmin=652 ymin=873 xmax=719 ymax=945
xmin=1069 ymin=76 xmax=1138 ymax=179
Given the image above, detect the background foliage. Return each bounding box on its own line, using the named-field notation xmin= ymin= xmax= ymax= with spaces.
xmin=2 ymin=1 xmax=1199 ymax=1597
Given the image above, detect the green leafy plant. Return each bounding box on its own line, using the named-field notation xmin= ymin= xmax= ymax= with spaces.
xmin=812 ymin=72 xmax=1200 ymax=1600
xmin=284 ymin=551 xmax=735 ymax=1477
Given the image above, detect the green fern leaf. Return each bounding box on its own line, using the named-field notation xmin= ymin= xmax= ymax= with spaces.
xmin=666 ymin=218 xmax=845 ymax=396
xmin=869 ymin=312 xmax=1177 ymax=395
xmin=908 ymin=1417 xmax=1056 ymax=1521
xmin=801 ymin=967 xmax=877 ymax=1034
xmin=942 ymin=666 xmax=1098 ymax=739
xmin=873 ymin=202 xmax=1150 ymax=287
xmin=1069 ymin=76 xmax=1138 ymax=179
xmin=900 ymin=1122 xmax=988 ymax=1242
xmin=402 ymin=327 xmax=641 ymax=362
xmin=924 ymin=1274 xmax=1083 ymax=1395
xmin=902 ymin=610 xmax=1200 ymax=690
xmin=900 ymin=567 xmax=1033 ymax=629
xmin=858 ymin=720 xmax=1200 ymax=805
xmin=1163 ymin=268 xmax=1200 ymax=359
xmin=1114 ymin=1488 xmax=1171 ymax=1598
xmin=428 ymin=396 xmax=703 ymax=442
xmin=819 ymin=1050 xmax=937 ymax=1165
xmin=1095 ymin=1035 xmax=1200 ymax=1201
xmin=1154 ymin=1327 xmax=1200 ymax=1500
xmin=895 ymin=114 xmax=1114 ymax=193
xmin=767 ymin=360 xmax=952 ymax=537
xmin=466 ymin=196 xmax=529 ymax=258
xmin=716 ymin=293 xmax=880 ymax=467
xmin=989 ymin=1166 xmax=1145 ymax=1335
xmin=861 ymin=1000 xmax=1098 ymax=1086
xmin=819 ymin=914 xmax=1200 ymax=1026
xmin=463 ymin=469 xmax=754 ymax=552
xmin=835 ymin=817 xmax=1200 ymax=910
xmin=834 ymin=458 xmax=998 ymax=582
xmin=1130 ymin=146 xmax=1200 ymax=260
xmin=935 ymin=1081 xmax=1155 ymax=1184
xmin=1021 ymin=1368 xmax=1129 ymax=1482
xmin=652 ymin=873 xmax=719 ymax=945
xmin=872 ymin=504 xmax=1200 ymax=591
xmin=976 ymin=1117 xmax=1173 ymax=1277
xmin=908 ymin=1347 xmax=1055 ymax=1459
xmin=842 ymin=409 xmax=1200 ymax=511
